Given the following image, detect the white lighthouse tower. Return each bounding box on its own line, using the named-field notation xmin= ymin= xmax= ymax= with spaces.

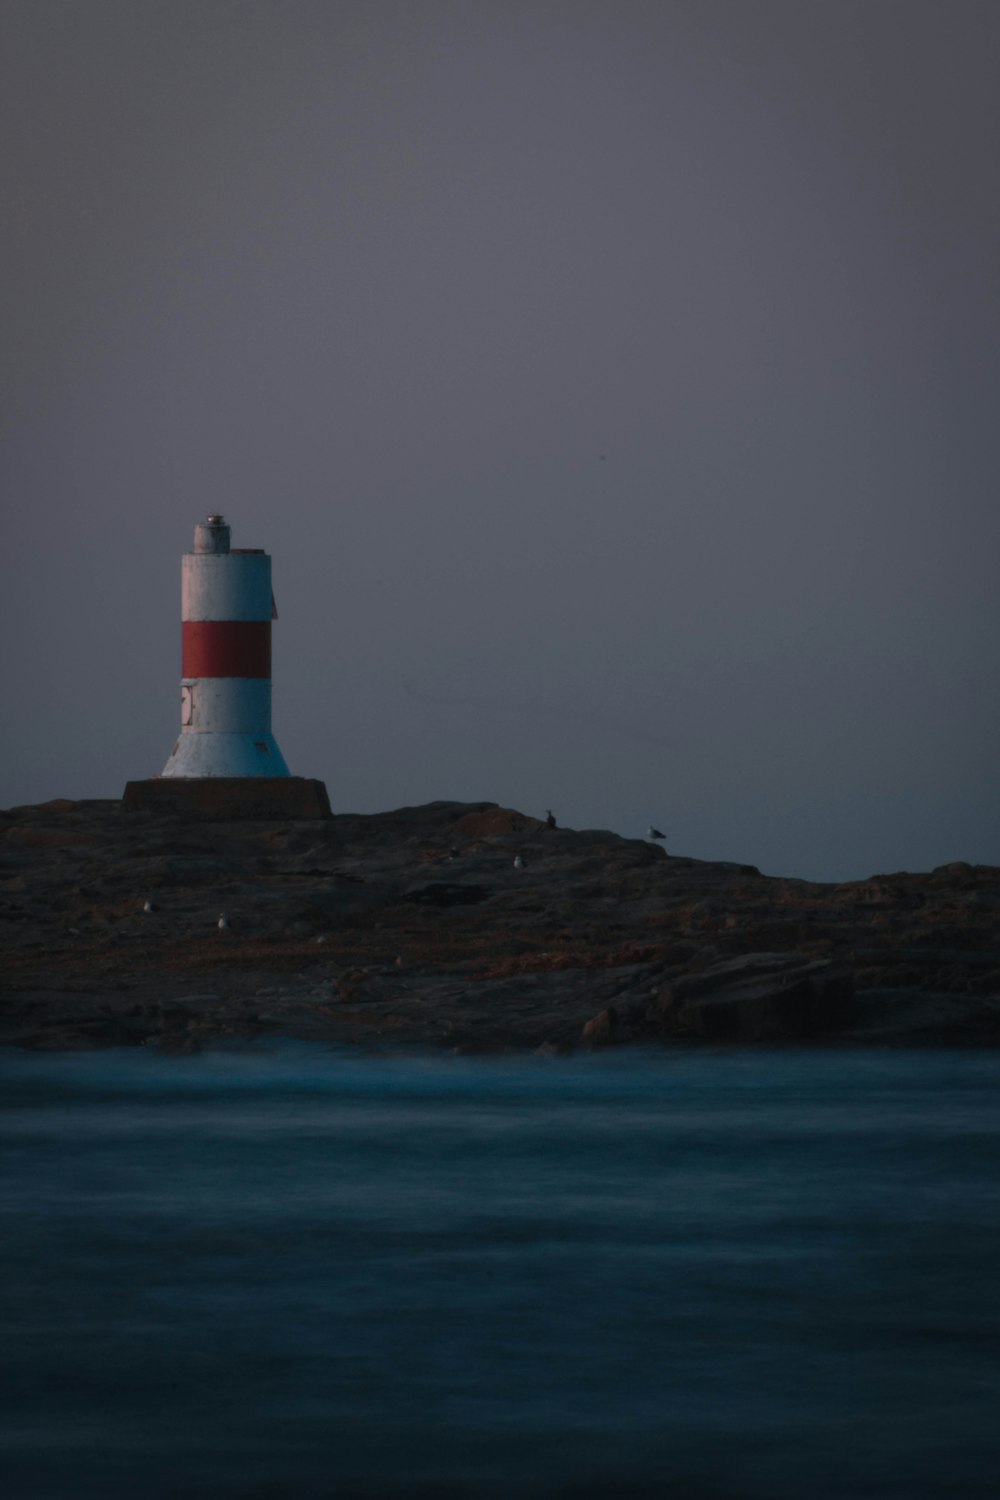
xmin=162 ymin=514 xmax=289 ymax=778
xmin=123 ymin=515 xmax=330 ymax=818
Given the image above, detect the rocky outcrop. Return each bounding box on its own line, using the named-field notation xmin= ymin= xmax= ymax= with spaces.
xmin=1 ymin=797 xmax=998 ymax=1052
xmin=649 ymin=953 xmax=856 ymax=1042
xmin=581 ymin=1006 xmax=619 ymax=1047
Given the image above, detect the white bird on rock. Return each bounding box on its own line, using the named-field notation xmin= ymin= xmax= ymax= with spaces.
xmin=647 ymin=826 xmax=666 ymax=841
xmin=513 ymin=855 xmax=526 ymax=871
xmin=217 ymin=913 xmax=230 ymax=930
xmin=142 ymin=899 xmax=156 ymax=914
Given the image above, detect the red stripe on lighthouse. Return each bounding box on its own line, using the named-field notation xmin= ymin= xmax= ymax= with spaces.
xmin=182 ymin=621 xmax=271 ymax=679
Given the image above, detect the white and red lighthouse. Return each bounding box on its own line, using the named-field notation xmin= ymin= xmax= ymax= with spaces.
xmin=162 ymin=514 xmax=289 ymax=778
xmin=124 ymin=515 xmax=330 ymax=818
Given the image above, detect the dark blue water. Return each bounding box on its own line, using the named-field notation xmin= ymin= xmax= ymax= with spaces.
xmin=2 ymin=1045 xmax=999 ymax=1499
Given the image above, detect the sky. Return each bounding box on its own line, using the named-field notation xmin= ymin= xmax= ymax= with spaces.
xmin=1 ymin=0 xmax=998 ymax=881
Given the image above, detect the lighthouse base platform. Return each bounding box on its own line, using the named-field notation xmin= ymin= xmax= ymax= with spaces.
xmin=122 ymin=777 xmax=332 ymax=820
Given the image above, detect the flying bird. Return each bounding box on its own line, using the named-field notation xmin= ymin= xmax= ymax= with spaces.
xmin=647 ymin=826 xmax=666 ymax=841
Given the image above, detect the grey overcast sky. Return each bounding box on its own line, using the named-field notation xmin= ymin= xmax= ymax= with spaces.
xmin=1 ymin=0 xmax=997 ymax=880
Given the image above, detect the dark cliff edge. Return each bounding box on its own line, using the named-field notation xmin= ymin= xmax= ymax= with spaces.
xmin=2 ymin=797 xmax=999 ymax=1053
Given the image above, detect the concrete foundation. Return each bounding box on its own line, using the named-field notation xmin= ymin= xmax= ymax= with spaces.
xmin=122 ymin=777 xmax=332 ymax=820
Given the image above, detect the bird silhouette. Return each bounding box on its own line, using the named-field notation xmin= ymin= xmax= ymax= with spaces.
xmin=647 ymin=826 xmax=666 ymax=841
xmin=545 ymin=809 xmax=557 ymax=829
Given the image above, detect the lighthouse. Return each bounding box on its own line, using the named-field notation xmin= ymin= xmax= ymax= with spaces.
xmin=123 ymin=516 xmax=330 ymax=818
xmin=162 ymin=514 xmax=289 ymax=778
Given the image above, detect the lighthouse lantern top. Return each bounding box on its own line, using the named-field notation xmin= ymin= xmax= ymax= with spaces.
xmin=194 ymin=515 xmax=231 ymax=554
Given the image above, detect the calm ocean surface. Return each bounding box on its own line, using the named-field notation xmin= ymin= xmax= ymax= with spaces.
xmin=1 ymin=1043 xmax=999 ymax=1499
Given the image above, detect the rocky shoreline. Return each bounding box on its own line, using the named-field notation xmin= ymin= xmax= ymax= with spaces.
xmin=2 ymin=796 xmax=999 ymax=1053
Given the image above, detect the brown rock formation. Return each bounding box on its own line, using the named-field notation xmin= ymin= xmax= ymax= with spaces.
xmin=2 ymin=797 xmax=999 ymax=1052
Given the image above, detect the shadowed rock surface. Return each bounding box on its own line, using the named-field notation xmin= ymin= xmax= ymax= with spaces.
xmin=2 ymin=797 xmax=999 ymax=1052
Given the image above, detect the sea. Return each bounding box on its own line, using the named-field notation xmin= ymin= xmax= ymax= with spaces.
xmin=1 ymin=1043 xmax=999 ymax=1499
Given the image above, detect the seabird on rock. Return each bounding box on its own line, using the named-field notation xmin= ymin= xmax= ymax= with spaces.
xmin=545 ymin=810 xmax=557 ymax=829
xmin=647 ymin=826 xmax=666 ymax=841
xmin=218 ymin=913 xmax=230 ymax=930
xmin=142 ymin=899 xmax=156 ymax=914
xmin=513 ymin=855 xmax=526 ymax=871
